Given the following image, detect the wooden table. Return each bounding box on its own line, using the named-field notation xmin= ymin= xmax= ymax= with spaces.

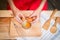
xmin=0 ymin=10 xmax=60 ymax=39
xmin=0 ymin=10 xmax=13 ymax=39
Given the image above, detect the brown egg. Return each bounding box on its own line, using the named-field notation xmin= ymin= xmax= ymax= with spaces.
xmin=26 ymin=17 xmax=33 ymax=22
xmin=26 ymin=16 xmax=37 ymax=22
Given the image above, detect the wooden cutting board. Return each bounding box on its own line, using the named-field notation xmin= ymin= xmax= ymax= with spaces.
xmin=10 ymin=11 xmax=42 ymax=37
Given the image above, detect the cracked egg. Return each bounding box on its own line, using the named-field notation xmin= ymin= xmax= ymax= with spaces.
xmin=22 ymin=16 xmax=36 ymax=29
xmin=22 ymin=20 xmax=31 ymax=29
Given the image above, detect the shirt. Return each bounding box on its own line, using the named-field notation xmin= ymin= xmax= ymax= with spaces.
xmin=7 ymin=0 xmax=48 ymax=10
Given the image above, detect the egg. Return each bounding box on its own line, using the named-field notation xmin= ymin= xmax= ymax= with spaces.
xmin=21 ymin=16 xmax=37 ymax=29
xmin=22 ymin=20 xmax=31 ymax=29
xmin=26 ymin=16 xmax=37 ymax=22
xmin=26 ymin=17 xmax=33 ymax=22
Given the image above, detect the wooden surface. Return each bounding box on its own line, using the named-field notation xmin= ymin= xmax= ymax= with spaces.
xmin=0 ymin=18 xmax=9 ymax=39
xmin=0 ymin=10 xmax=60 ymax=17
xmin=0 ymin=10 xmax=13 ymax=39
xmin=0 ymin=10 xmax=13 ymax=17
xmin=10 ymin=18 xmax=41 ymax=37
xmin=0 ymin=10 xmax=60 ymax=39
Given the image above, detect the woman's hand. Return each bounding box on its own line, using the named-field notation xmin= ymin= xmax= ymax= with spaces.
xmin=29 ymin=11 xmax=40 ymax=23
xmin=8 ymin=0 xmax=25 ymax=24
xmin=15 ymin=11 xmax=25 ymax=24
xmin=29 ymin=0 xmax=47 ymax=23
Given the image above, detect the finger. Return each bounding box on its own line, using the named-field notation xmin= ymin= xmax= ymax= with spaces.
xmin=15 ymin=16 xmax=23 ymax=24
xmin=31 ymin=16 xmax=37 ymax=22
xmin=31 ymin=14 xmax=40 ymax=23
xmin=29 ymin=12 xmax=37 ymax=17
xmin=18 ymin=13 xmax=25 ymax=21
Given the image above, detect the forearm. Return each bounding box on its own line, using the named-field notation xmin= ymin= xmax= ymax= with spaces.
xmin=34 ymin=0 xmax=47 ymax=15
xmin=8 ymin=0 xmax=19 ymax=15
